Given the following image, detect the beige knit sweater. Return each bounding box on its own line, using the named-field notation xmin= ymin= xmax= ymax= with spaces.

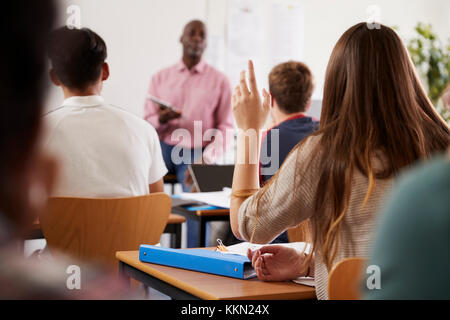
xmin=238 ymin=135 xmax=393 ymax=300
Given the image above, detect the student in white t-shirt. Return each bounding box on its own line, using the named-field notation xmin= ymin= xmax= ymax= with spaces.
xmin=44 ymin=27 xmax=167 ymax=197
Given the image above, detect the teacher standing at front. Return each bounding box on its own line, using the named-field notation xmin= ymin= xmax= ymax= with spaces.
xmin=144 ymin=20 xmax=234 ymax=192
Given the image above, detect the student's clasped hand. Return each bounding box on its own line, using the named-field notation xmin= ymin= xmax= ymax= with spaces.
xmin=231 ymin=60 xmax=270 ymax=131
xmin=247 ymin=245 xmax=307 ymax=282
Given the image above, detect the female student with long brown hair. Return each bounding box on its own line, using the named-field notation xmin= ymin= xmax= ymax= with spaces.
xmin=229 ymin=22 xmax=450 ymax=300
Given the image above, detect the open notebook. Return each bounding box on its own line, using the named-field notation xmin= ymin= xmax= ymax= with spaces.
xmin=178 ymin=188 xmax=231 ymax=209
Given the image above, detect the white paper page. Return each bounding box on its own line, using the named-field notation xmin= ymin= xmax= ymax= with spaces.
xmin=292 ymin=277 xmax=315 ymax=287
xmin=227 ymin=0 xmax=265 ymax=88
xmin=219 ymin=241 xmax=310 ymax=256
xmin=178 ymin=190 xmax=231 ymax=209
xmin=269 ymin=0 xmax=305 ymax=66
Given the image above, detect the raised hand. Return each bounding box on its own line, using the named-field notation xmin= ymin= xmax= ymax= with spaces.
xmin=232 ymin=60 xmax=270 ymax=131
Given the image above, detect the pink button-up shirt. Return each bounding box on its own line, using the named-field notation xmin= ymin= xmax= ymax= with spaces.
xmin=144 ymin=60 xmax=234 ymax=163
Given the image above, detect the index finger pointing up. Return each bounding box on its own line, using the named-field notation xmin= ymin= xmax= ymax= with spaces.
xmin=239 ymin=70 xmax=250 ymax=96
xmin=248 ymin=60 xmax=258 ymax=93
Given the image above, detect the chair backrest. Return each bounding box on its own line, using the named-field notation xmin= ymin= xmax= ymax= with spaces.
xmin=287 ymin=220 xmax=311 ymax=242
xmin=40 ymin=193 xmax=171 ymax=270
xmin=327 ymin=257 xmax=366 ymax=300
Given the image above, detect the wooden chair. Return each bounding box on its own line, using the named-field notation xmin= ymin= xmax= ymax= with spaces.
xmin=327 ymin=257 xmax=366 ymax=300
xmin=40 ymin=193 xmax=171 ymax=270
xmin=287 ymin=220 xmax=311 ymax=242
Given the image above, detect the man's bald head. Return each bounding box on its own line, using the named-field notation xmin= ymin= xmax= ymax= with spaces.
xmin=183 ymin=20 xmax=206 ymax=34
xmin=180 ymin=20 xmax=207 ymax=59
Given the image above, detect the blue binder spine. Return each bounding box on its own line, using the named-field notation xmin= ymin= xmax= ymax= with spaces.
xmin=138 ymin=245 xmax=252 ymax=279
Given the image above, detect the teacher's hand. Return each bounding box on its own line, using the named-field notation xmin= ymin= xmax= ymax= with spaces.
xmin=232 ymin=60 xmax=270 ymax=131
xmin=158 ymin=107 xmax=182 ymax=124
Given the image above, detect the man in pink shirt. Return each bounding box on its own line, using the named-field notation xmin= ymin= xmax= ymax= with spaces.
xmin=144 ymin=20 xmax=234 ymax=192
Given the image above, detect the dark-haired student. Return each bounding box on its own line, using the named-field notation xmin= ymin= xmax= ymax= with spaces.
xmin=260 ymin=61 xmax=318 ymax=243
xmin=229 ymin=23 xmax=449 ymax=300
xmin=45 ymin=27 xmax=167 ymax=197
xmin=0 ymin=1 xmax=128 ymax=299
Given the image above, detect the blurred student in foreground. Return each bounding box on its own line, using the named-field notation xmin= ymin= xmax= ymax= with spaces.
xmin=365 ymin=96 xmax=450 ymax=299
xmin=229 ymin=23 xmax=449 ymax=300
xmin=0 ymin=0 xmax=128 ymax=299
xmin=365 ymin=151 xmax=450 ymax=299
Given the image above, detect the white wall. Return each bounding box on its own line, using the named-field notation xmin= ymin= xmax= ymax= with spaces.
xmin=46 ymin=0 xmax=208 ymax=115
xmin=206 ymin=0 xmax=450 ymax=99
xmin=46 ymin=0 xmax=450 ymax=117
xmin=300 ymin=0 xmax=450 ymax=99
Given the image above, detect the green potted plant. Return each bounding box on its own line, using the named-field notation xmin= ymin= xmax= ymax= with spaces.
xmin=407 ymin=22 xmax=450 ymax=122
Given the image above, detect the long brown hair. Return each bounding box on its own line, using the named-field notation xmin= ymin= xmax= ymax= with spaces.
xmin=255 ymin=22 xmax=449 ymax=271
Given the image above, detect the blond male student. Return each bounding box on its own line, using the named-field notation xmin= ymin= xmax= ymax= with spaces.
xmin=44 ymin=27 xmax=167 ymax=197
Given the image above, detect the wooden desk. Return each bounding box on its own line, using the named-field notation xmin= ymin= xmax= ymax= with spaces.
xmin=25 ymin=214 xmax=186 ymax=248
xmin=171 ymin=207 xmax=230 ymax=248
xmin=116 ymin=250 xmax=316 ymax=300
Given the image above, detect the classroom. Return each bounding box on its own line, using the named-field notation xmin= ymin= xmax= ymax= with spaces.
xmin=0 ymin=0 xmax=449 ymax=308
